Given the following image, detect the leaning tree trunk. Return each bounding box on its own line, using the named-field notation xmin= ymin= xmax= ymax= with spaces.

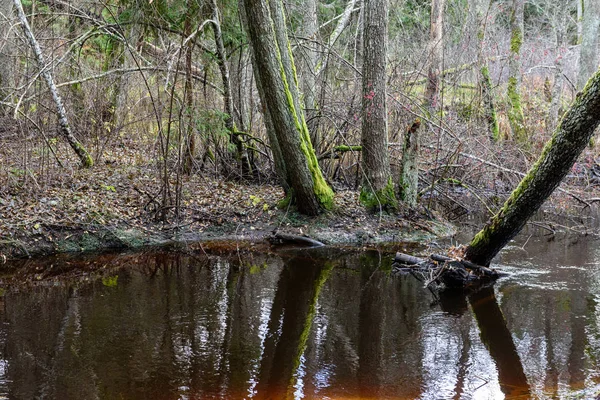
xmin=242 ymin=0 xmax=334 ymax=216
xmin=360 ymin=0 xmax=397 ymax=211
xmin=464 ymin=66 xmax=600 ymax=266
xmin=507 ymin=0 xmax=527 ymax=143
xmin=577 ymin=0 xmax=600 ymax=89
xmin=13 ymin=0 xmax=93 ymax=167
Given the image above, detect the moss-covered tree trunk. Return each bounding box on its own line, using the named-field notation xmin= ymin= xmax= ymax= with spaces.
xmin=465 ymin=67 xmax=600 ymax=266
xmin=476 ymin=0 xmax=499 ymax=140
xmin=507 ymin=0 xmax=527 ymax=142
xmin=13 ymin=0 xmax=93 ymax=168
xmin=242 ymin=0 xmax=334 ymax=215
xmin=360 ymin=0 xmax=396 ymax=211
xmin=578 ymin=0 xmax=600 ymax=89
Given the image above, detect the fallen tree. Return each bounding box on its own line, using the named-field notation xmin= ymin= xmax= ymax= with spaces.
xmin=396 ymin=65 xmax=600 ymax=287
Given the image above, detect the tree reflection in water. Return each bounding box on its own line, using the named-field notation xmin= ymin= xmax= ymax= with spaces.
xmin=0 ymin=244 xmax=597 ymax=399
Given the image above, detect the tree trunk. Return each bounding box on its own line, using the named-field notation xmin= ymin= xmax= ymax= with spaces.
xmin=578 ymin=0 xmax=600 ymax=89
xmin=398 ymin=119 xmax=422 ymax=207
xmin=297 ymin=0 xmax=319 ymax=145
xmin=13 ymin=0 xmax=93 ymax=168
xmin=464 ymin=67 xmax=600 ymax=266
xmin=182 ymin=0 xmax=197 ymax=175
xmin=507 ymin=0 xmax=526 ymax=142
xmin=476 ymin=0 xmax=499 ymax=140
xmin=547 ymin=11 xmax=567 ymax=130
xmin=424 ymin=0 xmax=445 ymax=109
xmin=209 ymin=0 xmax=253 ymax=179
xmin=242 ymin=0 xmax=334 ymax=215
xmin=360 ymin=0 xmax=396 ymax=211
xmin=0 ymin=0 xmax=12 ymax=114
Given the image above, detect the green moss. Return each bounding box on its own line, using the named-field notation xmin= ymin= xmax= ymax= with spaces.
xmin=510 ymin=26 xmax=522 ymax=54
xmin=469 ymin=127 xmax=559 ymax=251
xmin=272 ymin=15 xmax=334 ymax=211
xmin=360 ymin=178 xmax=398 ymax=211
xmin=287 ymin=263 xmax=333 ymax=396
xmin=334 ymin=145 xmax=362 ymax=152
xmin=102 ymin=275 xmax=118 ymax=287
xmin=507 ymin=76 xmax=527 ymax=143
xmin=480 ymin=66 xmax=500 ymax=141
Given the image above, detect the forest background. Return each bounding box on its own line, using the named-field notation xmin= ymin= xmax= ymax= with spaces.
xmin=0 ymin=0 xmax=599 ymax=259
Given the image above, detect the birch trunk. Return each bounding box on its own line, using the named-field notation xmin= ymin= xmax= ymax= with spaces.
xmin=360 ymin=0 xmax=396 ymax=211
xmin=465 ymin=67 xmax=600 ymax=266
xmin=13 ymin=0 xmax=93 ymax=167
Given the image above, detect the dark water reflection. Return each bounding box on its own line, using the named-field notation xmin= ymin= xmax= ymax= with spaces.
xmin=0 ymin=238 xmax=599 ymax=399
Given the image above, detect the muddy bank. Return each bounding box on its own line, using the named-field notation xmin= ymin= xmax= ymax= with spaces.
xmin=0 ymin=212 xmax=456 ymax=261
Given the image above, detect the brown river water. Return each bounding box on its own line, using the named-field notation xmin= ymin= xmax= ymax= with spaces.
xmin=0 ymin=235 xmax=599 ymax=399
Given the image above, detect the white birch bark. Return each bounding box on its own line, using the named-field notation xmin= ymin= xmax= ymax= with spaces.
xmin=13 ymin=0 xmax=92 ymax=167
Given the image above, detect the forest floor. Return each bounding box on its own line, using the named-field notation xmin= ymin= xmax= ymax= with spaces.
xmin=3 ymin=125 xmax=600 ymax=261
xmin=0 ymin=142 xmax=456 ymax=261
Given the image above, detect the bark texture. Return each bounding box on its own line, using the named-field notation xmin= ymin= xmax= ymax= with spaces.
xmin=465 ymin=67 xmax=600 ymax=266
xmin=0 ymin=0 xmax=12 ymax=113
xmin=360 ymin=0 xmax=396 ymax=210
xmin=424 ymin=0 xmax=445 ymax=109
xmin=13 ymin=0 xmax=92 ymax=167
xmin=507 ymin=0 xmax=526 ymax=142
xmin=578 ymin=0 xmax=600 ymax=89
xmin=547 ymin=11 xmax=567 ymax=130
xmin=242 ymin=0 xmax=333 ymax=215
xmin=398 ymin=119 xmax=422 ymax=207
xmin=209 ymin=0 xmax=252 ymax=178
xmin=475 ymin=0 xmax=499 ymax=140
xmin=297 ymin=0 xmax=319 ymax=144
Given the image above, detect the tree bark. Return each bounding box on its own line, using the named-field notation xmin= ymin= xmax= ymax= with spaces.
xmin=13 ymin=0 xmax=93 ymax=168
xmin=424 ymin=0 xmax=446 ymax=109
xmin=297 ymin=0 xmax=319 ymax=145
xmin=0 ymin=0 xmax=12 ymax=114
xmin=578 ymin=0 xmax=600 ymax=89
xmin=507 ymin=0 xmax=527 ymax=142
xmin=465 ymin=66 xmax=600 ymax=266
xmin=476 ymin=0 xmax=499 ymax=140
xmin=209 ymin=0 xmax=252 ymax=179
xmin=547 ymin=10 xmax=567 ymax=130
xmin=242 ymin=0 xmax=334 ymax=215
xmin=360 ymin=0 xmax=396 ymax=211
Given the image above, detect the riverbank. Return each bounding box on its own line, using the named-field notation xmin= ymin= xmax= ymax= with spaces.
xmin=0 ymin=163 xmax=455 ymax=260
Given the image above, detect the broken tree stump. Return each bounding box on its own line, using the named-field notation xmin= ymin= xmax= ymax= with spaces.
xmin=393 ymin=252 xmax=500 ymax=289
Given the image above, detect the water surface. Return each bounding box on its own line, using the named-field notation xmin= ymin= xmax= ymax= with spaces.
xmin=0 ymin=238 xmax=599 ymax=399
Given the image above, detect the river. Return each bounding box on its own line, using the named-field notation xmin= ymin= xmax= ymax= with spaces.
xmin=0 ymin=235 xmax=598 ymax=399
